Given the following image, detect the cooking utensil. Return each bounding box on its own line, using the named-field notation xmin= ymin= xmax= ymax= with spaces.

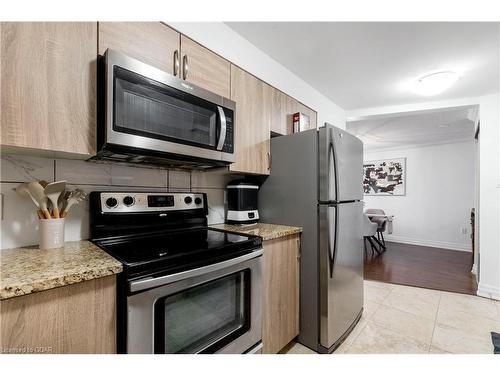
xmin=15 ymin=183 xmax=44 ymax=219
xmin=44 ymin=181 xmax=66 ymax=219
xmin=60 ymin=189 xmax=87 ymax=218
xmin=58 ymin=190 xmax=70 ymax=213
xmin=27 ymin=181 xmax=51 ymax=219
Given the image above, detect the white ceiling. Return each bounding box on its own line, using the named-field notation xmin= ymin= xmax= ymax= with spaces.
xmin=346 ymin=106 xmax=477 ymax=151
xmin=225 ymin=22 xmax=499 ymax=110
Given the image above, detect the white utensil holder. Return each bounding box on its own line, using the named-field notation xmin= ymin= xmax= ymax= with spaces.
xmin=39 ymin=218 xmax=65 ymax=250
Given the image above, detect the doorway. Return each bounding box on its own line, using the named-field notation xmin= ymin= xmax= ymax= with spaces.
xmin=347 ymin=105 xmax=478 ymax=295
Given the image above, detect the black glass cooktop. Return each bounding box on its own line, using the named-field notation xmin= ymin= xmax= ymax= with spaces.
xmin=95 ymin=228 xmax=261 ymax=273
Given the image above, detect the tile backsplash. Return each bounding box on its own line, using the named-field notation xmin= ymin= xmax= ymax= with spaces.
xmin=0 ymin=155 xmax=232 ymax=250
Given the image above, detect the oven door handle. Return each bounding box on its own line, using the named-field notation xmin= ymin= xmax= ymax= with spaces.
xmin=129 ymin=248 xmax=263 ymax=293
xmin=216 ymin=106 xmax=227 ymax=151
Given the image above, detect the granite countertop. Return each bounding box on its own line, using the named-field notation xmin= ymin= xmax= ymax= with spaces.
xmin=0 ymin=241 xmax=122 ymax=300
xmin=210 ymin=222 xmax=302 ymax=241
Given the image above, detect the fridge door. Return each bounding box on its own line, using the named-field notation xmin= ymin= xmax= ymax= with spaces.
xmin=319 ymin=124 xmax=363 ymax=202
xmin=318 ymin=201 xmax=363 ymax=350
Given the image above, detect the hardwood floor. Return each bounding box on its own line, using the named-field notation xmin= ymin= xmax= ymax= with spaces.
xmin=364 ymin=241 xmax=477 ymax=295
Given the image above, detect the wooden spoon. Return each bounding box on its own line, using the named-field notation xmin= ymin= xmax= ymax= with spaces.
xmin=44 ymin=181 xmax=66 ymax=219
xmin=27 ymin=181 xmax=51 ymax=219
xmin=15 ymin=183 xmax=44 ymax=219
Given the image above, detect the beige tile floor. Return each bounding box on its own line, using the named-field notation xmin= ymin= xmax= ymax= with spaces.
xmin=283 ymin=280 xmax=500 ymax=354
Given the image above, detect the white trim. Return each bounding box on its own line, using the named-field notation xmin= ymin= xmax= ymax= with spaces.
xmin=477 ymin=283 xmax=500 ymax=301
xmin=471 ymin=263 xmax=478 ymax=276
xmin=346 ymin=97 xmax=481 ymax=121
xmin=385 ymin=235 xmax=472 ymax=252
xmin=363 ymin=138 xmax=475 ymax=153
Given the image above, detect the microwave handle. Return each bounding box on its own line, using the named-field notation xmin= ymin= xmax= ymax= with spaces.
xmin=216 ymin=106 xmax=227 ymax=151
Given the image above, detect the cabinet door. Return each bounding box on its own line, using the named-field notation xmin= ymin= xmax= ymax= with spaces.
xmin=262 ymin=234 xmax=300 ymax=354
xmin=98 ymin=22 xmax=180 ymax=75
xmin=229 ymin=65 xmax=271 ymax=175
xmin=295 ymin=101 xmax=318 ymax=130
xmin=180 ymin=35 xmax=230 ymax=98
xmin=269 ymin=89 xmax=318 ymax=136
xmin=268 ymin=85 xmax=285 ymax=135
xmin=0 ymin=276 xmax=116 ymax=354
xmin=1 ymin=22 xmax=97 ymax=156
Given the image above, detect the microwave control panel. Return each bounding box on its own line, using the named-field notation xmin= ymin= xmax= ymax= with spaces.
xmin=221 ymin=109 xmax=234 ymax=153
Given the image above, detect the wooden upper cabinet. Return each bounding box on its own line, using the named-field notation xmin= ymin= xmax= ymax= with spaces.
xmin=262 ymin=235 xmax=300 ymax=353
xmin=98 ymin=22 xmax=180 ymax=75
xmin=0 ymin=22 xmax=97 ymax=156
xmin=295 ymin=101 xmax=318 ymax=130
xmin=229 ymin=65 xmax=271 ymax=175
xmin=268 ymin=86 xmax=318 ymax=136
xmin=180 ymin=35 xmax=230 ymax=98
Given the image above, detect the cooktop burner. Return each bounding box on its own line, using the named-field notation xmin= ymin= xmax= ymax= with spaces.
xmin=96 ymin=227 xmax=259 ymax=267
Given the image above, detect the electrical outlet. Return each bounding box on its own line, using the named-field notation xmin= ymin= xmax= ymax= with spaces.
xmin=460 ymin=227 xmax=468 ymax=235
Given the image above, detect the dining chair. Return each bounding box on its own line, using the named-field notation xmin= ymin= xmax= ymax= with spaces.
xmin=363 ymin=213 xmax=381 ymax=257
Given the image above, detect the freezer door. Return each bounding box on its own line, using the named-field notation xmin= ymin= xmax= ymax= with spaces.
xmin=319 ymin=201 xmax=363 ymax=350
xmin=319 ymin=124 xmax=363 ymax=202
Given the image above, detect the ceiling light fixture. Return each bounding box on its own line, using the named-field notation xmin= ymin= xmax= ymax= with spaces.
xmin=413 ymin=71 xmax=460 ymax=96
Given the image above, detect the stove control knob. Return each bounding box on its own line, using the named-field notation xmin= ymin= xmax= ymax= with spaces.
xmin=105 ymin=197 xmax=118 ymax=208
xmin=194 ymin=197 xmax=202 ymax=205
xmin=123 ymin=196 xmax=135 ymax=206
xmin=184 ymin=196 xmax=192 ymax=204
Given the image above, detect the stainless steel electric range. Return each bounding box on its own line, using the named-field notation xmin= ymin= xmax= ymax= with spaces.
xmin=90 ymin=191 xmax=263 ymax=354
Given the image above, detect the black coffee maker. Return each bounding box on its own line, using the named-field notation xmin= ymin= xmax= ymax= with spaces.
xmin=226 ymin=180 xmax=259 ymax=224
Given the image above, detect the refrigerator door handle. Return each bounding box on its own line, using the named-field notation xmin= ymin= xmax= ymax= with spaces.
xmin=328 ymin=138 xmax=338 ymax=202
xmin=328 ymin=206 xmax=337 ymax=278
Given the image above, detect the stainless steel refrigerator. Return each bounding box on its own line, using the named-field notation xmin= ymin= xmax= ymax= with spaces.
xmin=259 ymin=123 xmax=364 ymax=353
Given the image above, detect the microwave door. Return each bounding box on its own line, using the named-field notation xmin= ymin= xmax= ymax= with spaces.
xmin=103 ymin=49 xmax=235 ymax=164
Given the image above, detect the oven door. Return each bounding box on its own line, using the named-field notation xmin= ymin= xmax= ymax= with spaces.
xmin=127 ymin=250 xmax=262 ymax=354
xmin=104 ymin=49 xmax=235 ymax=163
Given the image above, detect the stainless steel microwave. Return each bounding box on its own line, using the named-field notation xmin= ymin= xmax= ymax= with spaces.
xmin=95 ymin=49 xmax=235 ymax=169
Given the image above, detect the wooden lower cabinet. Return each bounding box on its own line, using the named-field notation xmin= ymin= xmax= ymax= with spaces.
xmin=0 ymin=276 xmax=117 ymax=354
xmin=261 ymin=234 xmax=300 ymax=354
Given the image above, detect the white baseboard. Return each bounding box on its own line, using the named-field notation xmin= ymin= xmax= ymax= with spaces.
xmin=471 ymin=263 xmax=478 ymax=275
xmin=385 ymin=235 xmax=472 ymax=252
xmin=477 ymin=283 xmax=500 ymax=301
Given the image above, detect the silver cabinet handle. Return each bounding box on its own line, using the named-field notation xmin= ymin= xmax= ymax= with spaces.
xmin=173 ymin=50 xmax=180 ymax=76
xmin=267 ymin=152 xmax=272 ymax=171
xmin=216 ymin=106 xmax=227 ymax=150
xmin=182 ymin=54 xmax=189 ymax=80
xmin=129 ymin=248 xmax=263 ymax=293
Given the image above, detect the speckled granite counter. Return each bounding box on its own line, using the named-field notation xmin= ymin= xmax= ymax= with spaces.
xmin=0 ymin=241 xmax=122 ymax=300
xmin=210 ymin=223 xmax=302 ymax=241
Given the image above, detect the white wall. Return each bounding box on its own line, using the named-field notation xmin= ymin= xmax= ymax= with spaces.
xmin=347 ymin=93 xmax=500 ymax=300
xmin=476 ymin=93 xmax=500 ymax=300
xmin=168 ymin=22 xmax=346 ymax=129
xmin=363 ymin=141 xmax=475 ymax=251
